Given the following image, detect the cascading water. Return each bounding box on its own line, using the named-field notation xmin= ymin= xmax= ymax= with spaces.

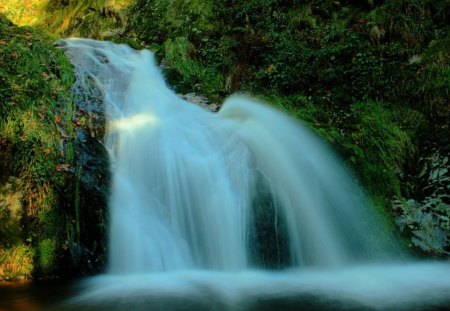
xmin=60 ymin=39 xmax=450 ymax=311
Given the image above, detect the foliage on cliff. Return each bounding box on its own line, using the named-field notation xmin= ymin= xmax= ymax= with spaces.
xmin=0 ymin=14 xmax=108 ymax=280
xmin=0 ymin=14 xmax=71 ymax=279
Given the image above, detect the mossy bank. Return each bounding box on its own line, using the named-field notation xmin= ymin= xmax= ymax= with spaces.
xmin=0 ymin=14 xmax=109 ymax=280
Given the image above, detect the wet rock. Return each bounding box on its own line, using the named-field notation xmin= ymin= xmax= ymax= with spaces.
xmin=179 ymin=92 xmax=221 ymax=112
xmin=56 ymin=60 xmax=110 ymax=276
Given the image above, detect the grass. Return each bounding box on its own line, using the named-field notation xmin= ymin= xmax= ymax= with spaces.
xmin=0 ymin=244 xmax=34 ymax=280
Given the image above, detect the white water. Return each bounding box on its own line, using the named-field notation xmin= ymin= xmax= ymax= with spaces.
xmin=60 ymin=39 xmax=450 ymax=310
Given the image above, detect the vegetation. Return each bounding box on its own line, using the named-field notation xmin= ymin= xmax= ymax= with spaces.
xmin=0 ymin=13 xmax=108 ymax=280
xmin=0 ymin=0 xmax=449 ymax=278
xmin=0 ymin=0 xmax=131 ymax=39
xmin=0 ymin=14 xmax=73 ymax=279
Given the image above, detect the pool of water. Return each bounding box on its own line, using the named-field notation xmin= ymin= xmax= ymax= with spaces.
xmin=2 ymin=263 xmax=450 ymax=311
xmin=0 ymin=279 xmax=75 ymax=311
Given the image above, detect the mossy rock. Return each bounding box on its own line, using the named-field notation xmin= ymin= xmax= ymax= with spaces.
xmin=0 ymin=15 xmax=109 ymax=280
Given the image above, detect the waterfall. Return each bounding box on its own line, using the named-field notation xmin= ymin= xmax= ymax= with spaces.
xmin=61 ymin=38 xmax=400 ymax=273
xmin=60 ymin=39 xmax=450 ymax=311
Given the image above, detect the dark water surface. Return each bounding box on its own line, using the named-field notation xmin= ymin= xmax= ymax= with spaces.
xmin=0 ymin=280 xmax=76 ymax=311
xmin=0 ymin=280 xmax=376 ymax=311
xmin=1 ymin=266 xmax=450 ymax=311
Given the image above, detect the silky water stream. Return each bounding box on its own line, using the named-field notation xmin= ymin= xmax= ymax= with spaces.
xmin=25 ymin=39 xmax=450 ymax=310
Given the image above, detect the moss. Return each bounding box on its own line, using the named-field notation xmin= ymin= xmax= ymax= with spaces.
xmin=345 ymin=102 xmax=414 ymax=197
xmin=0 ymin=14 xmax=75 ymax=279
xmin=36 ymin=238 xmax=56 ymax=274
xmin=0 ymin=178 xmax=22 ymax=246
xmin=0 ymin=14 xmax=109 ymax=279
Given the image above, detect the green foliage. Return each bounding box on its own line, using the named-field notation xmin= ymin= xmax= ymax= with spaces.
xmin=163 ymin=37 xmax=224 ymax=97
xmin=127 ymin=0 xmax=448 ymax=119
xmin=0 ymin=14 xmax=75 ymax=279
xmin=0 ymin=179 xmax=22 ymax=246
xmin=44 ymin=0 xmax=130 ymax=38
xmin=394 ymin=196 xmax=450 ymax=257
xmin=129 ymin=0 xmax=215 ymax=46
xmin=266 ymin=95 xmax=416 ymax=200
xmin=1 ymin=0 xmax=131 ymax=39
xmin=129 ymin=0 xmax=229 ymax=98
xmin=0 ymin=244 xmax=34 ymax=280
xmin=36 ymin=238 xmax=57 ymax=274
xmin=417 ymin=37 xmax=450 ymax=118
xmin=393 ymin=145 xmax=450 ymax=257
xmin=0 ymin=16 xmax=73 ymax=200
xmin=344 ymin=102 xmax=414 ymax=197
